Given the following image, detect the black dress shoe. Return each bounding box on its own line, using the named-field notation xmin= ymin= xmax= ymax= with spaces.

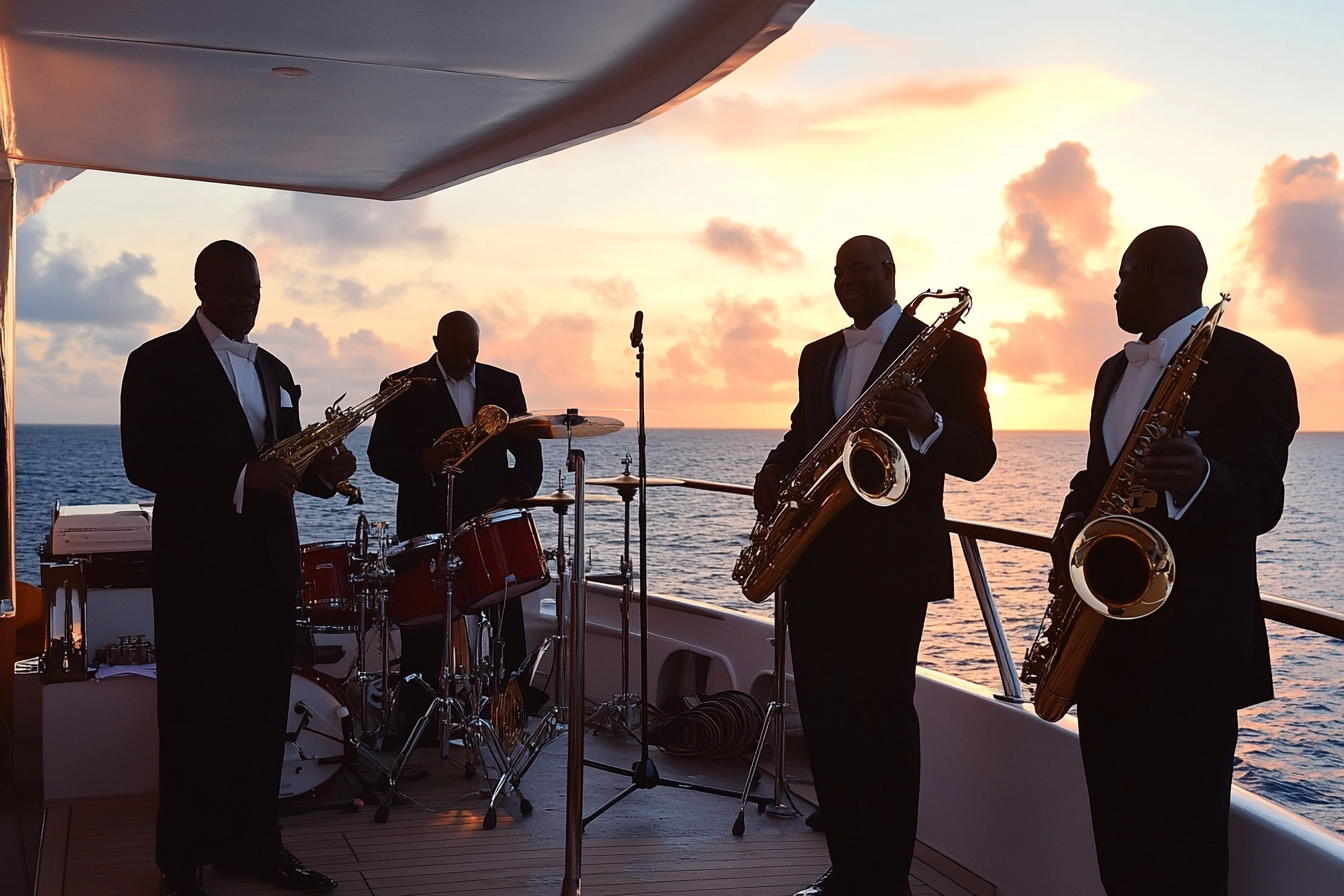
xmin=160 ymin=867 xmax=206 ymax=896
xmin=255 ymin=848 xmax=337 ymax=891
xmin=792 ymin=867 xmax=851 ymax=896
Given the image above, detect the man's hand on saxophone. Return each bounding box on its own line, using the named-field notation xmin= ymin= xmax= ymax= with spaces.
xmin=311 ymin=444 xmax=357 ymax=483
xmin=873 ymin=383 xmax=937 ymax=442
xmin=753 ymin=463 xmax=787 ymax=516
xmin=1136 ymin=434 xmax=1207 ymax=505
xmin=245 ymin=457 xmax=302 ymax=496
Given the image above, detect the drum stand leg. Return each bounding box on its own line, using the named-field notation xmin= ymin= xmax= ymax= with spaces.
xmin=585 ymin=464 xmax=642 ymax=737
xmin=732 ymin=590 xmax=810 ymax=835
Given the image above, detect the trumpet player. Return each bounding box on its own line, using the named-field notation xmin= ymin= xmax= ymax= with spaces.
xmin=754 ymin=235 xmax=996 ymax=896
xmin=1050 ymin=226 xmax=1298 ymax=896
xmin=368 ymin=310 xmax=543 ymax=748
xmin=121 ymin=240 xmax=354 ymax=896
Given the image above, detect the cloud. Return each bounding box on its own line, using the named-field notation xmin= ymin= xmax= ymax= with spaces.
xmin=15 ymin=164 xmax=84 ymax=223
xmin=664 ymin=295 xmax=796 ymax=401
xmin=1240 ymin=153 xmax=1344 ymax=335
xmin=250 ymin=318 xmax=421 ymax=421
xmin=248 ymin=192 xmax=451 ymax=262
xmin=694 ymin=218 xmax=803 ymax=270
xmin=660 ymin=74 xmax=1013 ymax=149
xmin=571 ymin=274 xmax=637 ymax=308
xmin=990 ymin=141 xmax=1123 ymax=390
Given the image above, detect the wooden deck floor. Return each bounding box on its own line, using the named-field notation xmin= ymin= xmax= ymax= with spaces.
xmin=35 ymin=730 xmax=995 ymax=896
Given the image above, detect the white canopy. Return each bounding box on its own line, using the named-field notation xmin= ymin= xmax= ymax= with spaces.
xmin=0 ymin=0 xmax=810 ymax=199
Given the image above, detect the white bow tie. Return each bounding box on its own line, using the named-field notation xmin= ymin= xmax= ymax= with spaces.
xmin=1124 ymin=337 xmax=1166 ymax=366
xmin=213 ymin=334 xmax=258 ymax=363
xmin=844 ymin=325 xmax=885 ymax=348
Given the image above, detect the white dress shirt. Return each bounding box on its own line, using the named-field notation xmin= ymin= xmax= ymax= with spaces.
xmin=196 ymin=308 xmax=271 ymax=513
xmin=436 ymin=356 xmax=476 ymax=427
xmin=832 ymin=301 xmax=944 ymax=454
xmin=1102 ymin=305 xmax=1210 ymax=519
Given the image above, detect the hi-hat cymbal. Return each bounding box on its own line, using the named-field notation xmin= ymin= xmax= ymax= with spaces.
xmin=510 ymin=490 xmax=622 ymax=509
xmin=507 ymin=412 xmax=624 ymax=440
xmin=587 ymin=474 xmax=686 ymax=489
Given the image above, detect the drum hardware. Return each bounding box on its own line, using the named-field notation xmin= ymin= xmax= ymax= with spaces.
xmin=578 ymin=314 xmax=769 ymax=840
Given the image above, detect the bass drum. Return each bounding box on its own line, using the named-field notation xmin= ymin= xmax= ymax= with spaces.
xmin=280 ymin=660 xmax=355 ymax=798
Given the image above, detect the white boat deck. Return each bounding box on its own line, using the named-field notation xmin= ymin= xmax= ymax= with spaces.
xmin=34 ymin=729 xmax=995 ymax=896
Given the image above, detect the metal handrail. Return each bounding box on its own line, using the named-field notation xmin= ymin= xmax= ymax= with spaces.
xmin=660 ymin=481 xmax=1344 ymax=689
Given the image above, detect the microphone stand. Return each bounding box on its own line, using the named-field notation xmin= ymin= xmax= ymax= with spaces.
xmin=581 ymin=311 xmax=771 ymax=828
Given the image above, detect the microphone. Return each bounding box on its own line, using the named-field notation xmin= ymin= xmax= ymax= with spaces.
xmin=630 ymin=310 xmax=643 ymax=348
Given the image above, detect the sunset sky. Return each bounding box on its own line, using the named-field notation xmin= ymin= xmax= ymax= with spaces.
xmin=15 ymin=1 xmax=1344 ymax=431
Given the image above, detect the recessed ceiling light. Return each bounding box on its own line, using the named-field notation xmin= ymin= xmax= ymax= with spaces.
xmin=272 ymin=67 xmax=310 ymax=77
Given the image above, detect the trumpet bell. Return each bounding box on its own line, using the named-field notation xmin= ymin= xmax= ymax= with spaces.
xmin=842 ymin=427 xmax=911 ymax=507
xmin=1069 ymin=515 xmax=1175 ymax=620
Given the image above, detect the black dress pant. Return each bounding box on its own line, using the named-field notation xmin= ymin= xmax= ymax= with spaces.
xmin=787 ymin=578 xmax=928 ymax=896
xmin=1078 ymin=691 xmax=1239 ymax=896
xmin=155 ymin=567 xmax=293 ymax=870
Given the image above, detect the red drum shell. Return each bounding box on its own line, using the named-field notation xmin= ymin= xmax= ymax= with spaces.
xmin=386 ymin=534 xmax=451 ymax=627
xmin=452 ymin=508 xmax=550 ymax=612
xmin=299 ymin=542 xmax=358 ymax=629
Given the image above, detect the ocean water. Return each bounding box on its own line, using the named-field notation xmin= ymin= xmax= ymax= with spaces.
xmin=13 ymin=425 xmax=1344 ymax=834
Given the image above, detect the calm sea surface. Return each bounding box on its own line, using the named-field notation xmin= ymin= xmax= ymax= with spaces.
xmin=14 ymin=426 xmax=1344 ymax=834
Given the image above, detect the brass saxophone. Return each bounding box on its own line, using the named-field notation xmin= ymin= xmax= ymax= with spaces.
xmin=733 ymin=288 xmax=973 ymax=603
xmin=432 ymin=404 xmax=510 ymax=466
xmin=1021 ymin=295 xmax=1230 ymax=722
xmin=259 ymin=375 xmax=430 ymax=505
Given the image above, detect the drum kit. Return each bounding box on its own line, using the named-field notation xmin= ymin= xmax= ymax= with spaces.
xmin=281 ymin=408 xmax=631 ymax=827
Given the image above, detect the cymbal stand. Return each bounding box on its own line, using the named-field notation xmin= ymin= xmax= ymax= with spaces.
xmin=479 ymin=426 xmax=585 ymax=829
xmin=582 ymin=312 xmax=771 ymax=829
xmin=357 ymin=464 xmax=464 ymax=823
xmin=585 ymin=453 xmax=641 ymax=735
xmin=348 ymin=513 xmax=396 ymax=745
xmin=732 ymin=588 xmax=807 ymax=835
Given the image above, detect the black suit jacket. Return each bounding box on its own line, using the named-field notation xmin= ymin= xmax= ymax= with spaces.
xmin=367 ymin=357 xmax=543 ymax=540
xmin=1064 ymin=327 xmax=1299 ymax=710
xmin=764 ymin=313 xmax=997 ymax=600
xmin=121 ymin=315 xmax=333 ymax=594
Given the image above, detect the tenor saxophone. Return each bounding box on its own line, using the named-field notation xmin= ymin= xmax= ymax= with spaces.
xmin=732 ymin=288 xmax=973 ymax=603
xmin=259 ymin=375 xmax=430 ymax=505
xmin=1021 ymin=295 xmax=1230 ymax=722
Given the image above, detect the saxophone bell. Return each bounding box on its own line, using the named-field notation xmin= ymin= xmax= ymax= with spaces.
xmin=842 ymin=428 xmax=910 ymax=507
xmin=1069 ymin=515 xmax=1174 ymax=619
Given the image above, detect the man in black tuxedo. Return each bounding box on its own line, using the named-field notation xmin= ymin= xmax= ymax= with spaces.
xmin=1049 ymin=226 xmax=1298 ymax=896
xmin=122 ymin=241 xmax=355 ymax=896
xmin=368 ymin=311 xmax=543 ymax=742
xmin=754 ymin=236 xmax=996 ymax=896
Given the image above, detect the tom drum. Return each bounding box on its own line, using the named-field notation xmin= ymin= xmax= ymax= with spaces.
xmin=299 ymin=542 xmax=359 ymax=629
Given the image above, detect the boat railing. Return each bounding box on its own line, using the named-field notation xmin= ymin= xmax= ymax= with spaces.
xmin=671 ymin=478 xmax=1344 ymax=703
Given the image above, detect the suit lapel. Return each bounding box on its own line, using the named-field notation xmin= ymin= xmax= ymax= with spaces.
xmin=255 ymin=349 xmax=282 ymax=446
xmin=865 ymin=313 xmax=922 ymax=391
xmin=183 ymin=316 xmax=256 ymax=442
xmin=816 ymin=334 xmax=843 ymax=427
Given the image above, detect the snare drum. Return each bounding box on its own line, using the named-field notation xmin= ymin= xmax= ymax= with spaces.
xmin=300 ymin=542 xmax=358 ymax=629
xmin=280 ymin=660 xmax=354 ymax=798
xmin=452 ymin=508 xmax=550 ymax=612
xmin=386 ymin=534 xmax=451 ymax=627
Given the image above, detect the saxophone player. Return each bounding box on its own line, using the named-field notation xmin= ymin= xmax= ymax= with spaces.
xmin=1050 ymin=226 xmax=1298 ymax=896
xmin=755 ymin=236 xmax=996 ymax=896
xmin=121 ymin=241 xmax=354 ymax=896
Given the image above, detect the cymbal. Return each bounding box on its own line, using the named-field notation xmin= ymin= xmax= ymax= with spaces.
xmin=510 ymin=490 xmax=622 ymax=509
xmin=507 ymin=411 xmax=624 ymax=440
xmin=587 ymin=474 xmax=686 ymax=489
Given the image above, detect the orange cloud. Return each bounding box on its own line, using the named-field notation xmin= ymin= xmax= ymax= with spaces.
xmin=1241 ymin=153 xmax=1344 ymax=335
xmin=991 ymin=141 xmax=1123 ymax=391
xmin=660 ymin=74 xmax=1012 ymax=149
xmin=475 ymin=306 xmax=629 ymax=413
xmin=695 ymin=218 xmax=803 ymax=269
xmin=571 ymin=274 xmax=637 ymax=308
xmin=664 ymin=295 xmax=796 ymax=402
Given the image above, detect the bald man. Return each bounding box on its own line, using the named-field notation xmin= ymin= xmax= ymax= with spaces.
xmin=368 ymin=311 xmax=542 ymax=747
xmin=1049 ymin=226 xmax=1298 ymax=895
xmin=122 ymin=241 xmax=353 ymax=896
xmin=754 ymin=236 xmax=996 ymax=896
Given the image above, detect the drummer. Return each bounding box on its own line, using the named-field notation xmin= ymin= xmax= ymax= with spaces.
xmin=368 ymin=311 xmax=543 ymax=747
